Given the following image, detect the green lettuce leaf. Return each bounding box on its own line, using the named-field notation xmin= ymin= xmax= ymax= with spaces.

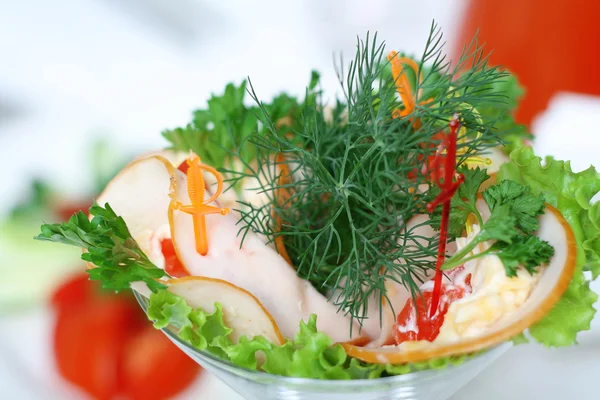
xmin=498 ymin=147 xmax=600 ymax=346
xmin=511 ymin=333 xmax=529 ymax=346
xmin=146 ymin=290 xmax=479 ymax=380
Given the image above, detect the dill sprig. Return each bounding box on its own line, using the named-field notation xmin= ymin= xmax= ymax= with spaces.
xmin=225 ymin=22 xmax=517 ymax=326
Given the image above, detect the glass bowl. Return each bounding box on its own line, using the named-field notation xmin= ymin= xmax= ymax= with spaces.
xmin=135 ymin=291 xmax=510 ymax=400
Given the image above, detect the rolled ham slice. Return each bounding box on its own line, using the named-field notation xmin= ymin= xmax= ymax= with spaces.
xmin=98 ymin=153 xmax=367 ymax=343
xmin=169 ymin=169 xmax=365 ymax=342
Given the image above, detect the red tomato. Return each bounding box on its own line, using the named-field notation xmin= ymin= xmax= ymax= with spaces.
xmin=122 ymin=328 xmax=200 ymax=400
xmin=52 ymin=274 xmax=201 ymax=400
xmin=465 ymin=274 xmax=472 ymax=287
xmin=445 ymin=265 xmax=473 ymax=290
xmin=54 ymin=294 xmax=137 ymax=400
xmin=177 ymin=160 xmax=189 ymax=174
xmin=51 ymin=273 xmax=92 ymax=309
xmin=160 ymin=238 xmax=190 ymax=278
xmin=393 ymin=285 xmax=465 ymax=344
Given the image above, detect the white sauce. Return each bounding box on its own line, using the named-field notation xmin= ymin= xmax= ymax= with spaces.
xmin=139 ymin=223 xmax=171 ymax=270
xmin=400 ymin=224 xmax=541 ymax=348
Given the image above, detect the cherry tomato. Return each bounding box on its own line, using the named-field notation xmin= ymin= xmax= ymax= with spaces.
xmin=51 ymin=272 xmax=92 ymax=309
xmin=121 ymin=328 xmax=200 ymax=400
xmin=53 ymin=290 xmax=138 ymax=400
xmin=51 ymin=274 xmax=201 ymax=399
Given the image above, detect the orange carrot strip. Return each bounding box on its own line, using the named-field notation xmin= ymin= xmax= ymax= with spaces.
xmin=388 ymin=51 xmax=415 ymax=113
xmin=387 ymin=51 xmax=434 ymax=128
xmin=173 ymin=155 xmax=230 ymax=256
xmin=273 ymin=153 xmax=293 ymax=265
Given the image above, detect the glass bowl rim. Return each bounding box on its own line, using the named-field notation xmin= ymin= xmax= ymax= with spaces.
xmin=134 ymin=289 xmax=510 ymax=387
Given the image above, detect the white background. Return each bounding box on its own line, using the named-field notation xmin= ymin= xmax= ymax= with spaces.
xmin=1 ymin=1 xmax=599 ymax=399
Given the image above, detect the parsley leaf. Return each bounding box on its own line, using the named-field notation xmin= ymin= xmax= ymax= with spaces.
xmin=442 ymin=203 xmax=516 ymax=270
xmin=162 ymin=72 xmax=319 ymax=170
xmin=477 ymin=204 xmax=516 ymax=244
xmin=431 ymin=166 xmax=490 ymax=237
xmin=491 ymin=235 xmax=555 ymax=277
xmin=35 ymin=203 xmax=167 ymax=292
xmin=458 ymin=167 xmax=491 ymax=207
xmin=483 ymin=180 xmax=546 ymax=234
xmin=162 ymin=81 xmax=260 ymax=168
xmin=441 ymin=180 xmax=553 ymax=274
xmin=498 ymin=147 xmax=600 ymax=346
xmin=451 ymin=166 xmax=490 ymax=236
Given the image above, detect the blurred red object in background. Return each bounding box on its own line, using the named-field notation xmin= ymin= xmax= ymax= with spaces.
xmin=456 ymin=0 xmax=600 ymax=126
xmin=51 ymin=273 xmax=201 ymax=400
xmin=54 ymin=201 xmax=95 ymax=223
xmin=42 ymin=149 xmax=202 ymax=399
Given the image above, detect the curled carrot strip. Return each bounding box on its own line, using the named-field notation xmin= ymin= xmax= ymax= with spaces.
xmin=172 ymin=154 xmax=230 ymax=256
xmin=387 ymin=51 xmax=432 ymax=128
xmin=388 ymin=53 xmax=491 ymax=170
xmin=273 ymin=153 xmax=293 ymax=265
xmin=388 ymin=51 xmax=417 ymax=116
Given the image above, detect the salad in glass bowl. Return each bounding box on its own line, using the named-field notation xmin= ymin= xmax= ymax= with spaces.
xmin=36 ymin=23 xmax=599 ymax=400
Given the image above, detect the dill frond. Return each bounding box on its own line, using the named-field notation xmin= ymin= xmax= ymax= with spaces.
xmin=226 ymin=22 xmax=516 ymax=328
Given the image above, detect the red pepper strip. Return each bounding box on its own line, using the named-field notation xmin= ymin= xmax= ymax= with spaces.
xmin=426 ymin=116 xmax=464 ymax=318
xmin=177 ymin=160 xmax=190 ymax=174
xmin=160 ymin=238 xmax=189 ymax=278
xmin=426 ymin=176 xmax=464 ymax=212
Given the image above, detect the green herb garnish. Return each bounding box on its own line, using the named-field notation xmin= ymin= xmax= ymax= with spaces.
xmin=35 ymin=203 xmax=167 ymax=292
xmin=439 ymin=166 xmax=490 ymax=237
xmin=162 ymin=73 xmax=319 ymax=170
xmin=440 ymin=177 xmax=554 ymax=276
xmin=227 ymin=23 xmax=523 ymax=323
xmin=32 ymin=20 xmax=600 ymax=372
xmin=499 ymin=147 xmax=600 ymax=346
